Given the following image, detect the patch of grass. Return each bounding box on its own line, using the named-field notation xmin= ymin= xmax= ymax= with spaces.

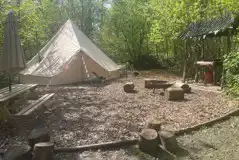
xmin=177 ymin=116 xmax=239 ymax=160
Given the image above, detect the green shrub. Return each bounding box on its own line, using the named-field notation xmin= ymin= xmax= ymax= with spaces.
xmin=224 ymin=51 xmax=239 ymax=96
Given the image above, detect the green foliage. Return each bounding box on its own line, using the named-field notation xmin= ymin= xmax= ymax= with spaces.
xmin=0 ymin=0 xmax=239 ymax=82
xmin=224 ymin=51 xmax=239 ymax=96
xmin=100 ymin=0 xmax=152 ymax=67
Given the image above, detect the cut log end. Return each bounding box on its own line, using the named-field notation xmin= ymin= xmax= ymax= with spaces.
xmin=33 ymin=142 xmax=54 ymax=160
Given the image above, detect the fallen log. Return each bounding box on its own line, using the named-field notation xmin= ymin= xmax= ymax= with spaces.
xmin=54 ymin=139 xmax=139 ymax=153
xmin=28 ymin=128 xmax=50 ymax=148
xmin=139 ymin=129 xmax=159 ymax=153
xmin=175 ymin=107 xmax=239 ymax=136
xmin=33 ymin=142 xmax=54 ymax=160
xmin=3 ymin=145 xmax=31 ymax=160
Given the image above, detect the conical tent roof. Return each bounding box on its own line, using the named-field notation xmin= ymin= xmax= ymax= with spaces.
xmin=20 ymin=20 xmax=121 ymax=85
xmin=21 ymin=19 xmax=120 ymax=77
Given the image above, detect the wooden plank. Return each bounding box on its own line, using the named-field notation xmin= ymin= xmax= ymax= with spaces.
xmin=0 ymin=84 xmax=38 ymax=102
xmin=16 ymin=94 xmax=50 ymax=116
xmin=0 ymin=84 xmax=24 ymax=94
xmin=0 ymin=85 xmax=30 ymax=101
xmin=23 ymin=93 xmax=55 ymax=115
xmin=0 ymin=84 xmax=37 ymax=95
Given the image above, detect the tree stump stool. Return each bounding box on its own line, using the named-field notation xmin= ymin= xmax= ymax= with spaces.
xmin=32 ymin=142 xmax=54 ymax=160
xmin=158 ymin=130 xmax=178 ymax=153
xmin=147 ymin=119 xmax=162 ymax=131
xmin=139 ymin=129 xmax=159 ymax=153
xmin=165 ymin=87 xmax=184 ymax=101
xmin=3 ymin=145 xmax=31 ymax=160
xmin=124 ymin=82 xmax=135 ymax=93
xmin=28 ymin=128 xmax=50 ymax=149
xmin=173 ymin=82 xmax=191 ymax=93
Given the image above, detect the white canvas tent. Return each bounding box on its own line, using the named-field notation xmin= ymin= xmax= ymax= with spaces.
xmin=19 ymin=19 xmax=122 ymax=85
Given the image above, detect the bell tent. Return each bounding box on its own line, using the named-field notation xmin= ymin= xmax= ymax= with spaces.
xmin=19 ymin=19 xmax=121 ymax=85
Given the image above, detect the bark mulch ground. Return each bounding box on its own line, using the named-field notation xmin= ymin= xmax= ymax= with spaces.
xmin=0 ymin=72 xmax=238 ymax=159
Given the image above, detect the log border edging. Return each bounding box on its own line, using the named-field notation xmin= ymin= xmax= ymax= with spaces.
xmin=175 ymin=107 xmax=239 ymax=136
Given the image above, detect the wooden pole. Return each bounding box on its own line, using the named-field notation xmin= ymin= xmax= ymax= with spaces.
xmin=8 ymin=73 xmax=12 ymax=91
xmin=182 ymin=40 xmax=188 ymax=82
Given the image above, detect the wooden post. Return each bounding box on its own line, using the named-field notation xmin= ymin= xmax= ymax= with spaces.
xmin=213 ymin=62 xmax=216 ymax=85
xmin=194 ymin=63 xmax=199 ymax=83
xmin=182 ymin=40 xmax=188 ymax=82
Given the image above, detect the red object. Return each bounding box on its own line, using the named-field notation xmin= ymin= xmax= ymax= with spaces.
xmin=204 ymin=67 xmax=213 ymax=83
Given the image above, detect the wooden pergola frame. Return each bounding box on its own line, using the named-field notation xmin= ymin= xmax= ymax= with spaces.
xmin=180 ymin=13 xmax=238 ymax=88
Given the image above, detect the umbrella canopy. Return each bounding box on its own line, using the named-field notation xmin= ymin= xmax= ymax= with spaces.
xmin=0 ymin=10 xmax=26 ymax=90
xmin=0 ymin=10 xmax=25 ymax=72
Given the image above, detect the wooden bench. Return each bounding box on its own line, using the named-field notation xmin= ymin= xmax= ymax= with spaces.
xmin=15 ymin=93 xmax=55 ymax=116
xmin=0 ymin=84 xmax=38 ymax=103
